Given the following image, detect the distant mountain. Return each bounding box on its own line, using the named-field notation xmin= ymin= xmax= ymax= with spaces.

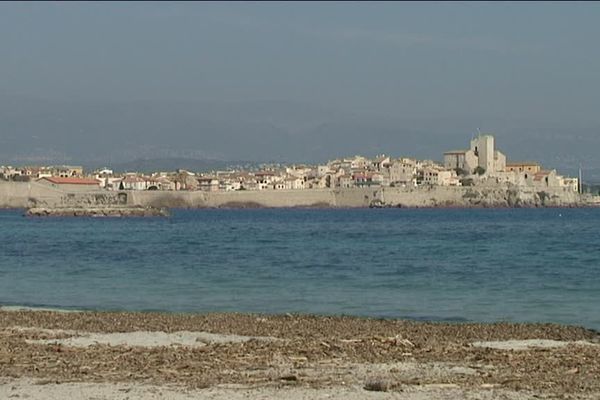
xmin=1 ymin=94 xmax=598 ymax=180
xmin=98 ymin=158 xmax=260 ymax=174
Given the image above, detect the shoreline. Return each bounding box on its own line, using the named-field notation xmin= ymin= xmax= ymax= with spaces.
xmin=2 ymin=204 xmax=599 ymax=213
xmin=2 ymin=304 xmax=599 ymax=332
xmin=1 ymin=309 xmax=599 ymax=399
xmin=1 ymin=182 xmax=594 ymax=209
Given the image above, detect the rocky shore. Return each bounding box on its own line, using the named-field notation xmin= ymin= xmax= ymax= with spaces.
xmin=0 ymin=310 xmax=599 ymax=399
xmin=24 ymin=206 xmax=170 ymax=217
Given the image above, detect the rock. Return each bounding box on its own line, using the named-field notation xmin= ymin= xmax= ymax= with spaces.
xmin=279 ymin=374 xmax=298 ymax=381
xmin=364 ymin=378 xmax=390 ymax=392
xmin=25 ymin=207 xmax=170 ymax=218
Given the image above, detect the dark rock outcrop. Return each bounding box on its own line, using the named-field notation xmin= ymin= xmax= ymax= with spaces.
xmin=25 ymin=206 xmax=169 ymax=218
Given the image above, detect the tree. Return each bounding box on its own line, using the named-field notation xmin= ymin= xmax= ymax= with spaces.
xmin=454 ymin=167 xmax=468 ymax=176
xmin=474 ymin=166 xmax=486 ymax=176
xmin=460 ymin=178 xmax=474 ymax=186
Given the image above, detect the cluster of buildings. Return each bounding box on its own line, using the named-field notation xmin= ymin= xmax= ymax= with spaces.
xmin=0 ymin=134 xmax=579 ymax=193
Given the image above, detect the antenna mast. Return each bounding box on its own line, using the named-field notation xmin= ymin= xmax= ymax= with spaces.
xmin=579 ymin=163 xmax=583 ymax=194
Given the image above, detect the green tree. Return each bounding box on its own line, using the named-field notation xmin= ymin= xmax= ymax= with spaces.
xmin=460 ymin=178 xmax=474 ymax=186
xmin=454 ymin=167 xmax=468 ymax=176
xmin=474 ymin=166 xmax=486 ymax=175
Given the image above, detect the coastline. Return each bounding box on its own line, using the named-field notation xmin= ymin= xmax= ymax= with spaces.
xmin=1 ymin=310 xmax=599 ymax=399
xmin=1 ymin=181 xmax=595 ymax=210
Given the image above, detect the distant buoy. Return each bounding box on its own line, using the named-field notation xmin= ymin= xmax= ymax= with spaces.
xmin=559 ymin=213 xmax=562 ymax=217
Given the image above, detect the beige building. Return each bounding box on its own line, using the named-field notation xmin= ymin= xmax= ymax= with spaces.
xmin=371 ymin=155 xmax=391 ymax=172
xmin=338 ymin=175 xmax=354 ymax=188
xmin=506 ymin=162 xmax=541 ymax=174
xmin=388 ymin=158 xmax=417 ymax=187
xmin=120 ymin=175 xmax=148 ymax=191
xmin=443 ymin=150 xmax=478 ymax=173
xmin=198 ymin=177 xmax=220 ymax=192
xmin=53 ymin=165 xmax=84 ymax=178
xmin=421 ymin=167 xmax=460 ymax=186
xmin=283 ymin=177 xmax=305 ymax=190
xmin=444 ymin=134 xmax=506 ymax=175
xmin=37 ymin=176 xmax=101 ymax=192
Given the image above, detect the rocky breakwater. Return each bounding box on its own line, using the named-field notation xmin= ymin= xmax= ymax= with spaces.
xmin=25 ymin=206 xmax=170 ymax=217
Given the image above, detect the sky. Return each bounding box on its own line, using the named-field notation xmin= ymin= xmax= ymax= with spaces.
xmin=1 ymin=2 xmax=600 ymax=174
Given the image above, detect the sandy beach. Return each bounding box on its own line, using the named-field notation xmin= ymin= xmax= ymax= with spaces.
xmin=1 ymin=309 xmax=599 ymax=399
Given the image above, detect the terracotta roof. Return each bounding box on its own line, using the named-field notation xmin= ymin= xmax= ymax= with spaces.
xmin=40 ymin=177 xmax=100 ymax=185
xmin=122 ymin=176 xmax=146 ymax=183
xmin=533 ymin=171 xmax=551 ymax=181
xmin=506 ymin=161 xmax=540 ymax=166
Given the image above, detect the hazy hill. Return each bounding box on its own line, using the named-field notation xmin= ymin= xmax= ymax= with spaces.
xmin=101 ymin=158 xmax=260 ymax=174
xmin=1 ymin=95 xmax=598 ymax=180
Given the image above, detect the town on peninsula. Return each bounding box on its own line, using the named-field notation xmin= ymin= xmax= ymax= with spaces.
xmin=1 ymin=133 xmax=598 ymax=213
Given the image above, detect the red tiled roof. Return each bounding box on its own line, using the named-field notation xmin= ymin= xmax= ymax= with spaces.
xmin=122 ymin=176 xmax=146 ymax=183
xmin=40 ymin=177 xmax=100 ymax=185
xmin=533 ymin=171 xmax=551 ymax=181
xmin=506 ymin=161 xmax=540 ymax=166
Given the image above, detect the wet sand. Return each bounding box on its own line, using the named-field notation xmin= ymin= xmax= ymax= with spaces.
xmin=1 ymin=310 xmax=599 ymax=399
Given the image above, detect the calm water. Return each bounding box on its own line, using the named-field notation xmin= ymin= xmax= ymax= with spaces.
xmin=1 ymin=208 xmax=599 ymax=330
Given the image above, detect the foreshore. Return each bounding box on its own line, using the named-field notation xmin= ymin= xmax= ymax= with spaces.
xmin=1 ymin=309 xmax=599 ymax=399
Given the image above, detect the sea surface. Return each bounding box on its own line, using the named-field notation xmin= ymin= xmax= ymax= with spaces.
xmin=1 ymin=208 xmax=599 ymax=330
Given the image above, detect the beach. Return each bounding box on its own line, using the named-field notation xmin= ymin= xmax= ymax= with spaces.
xmin=1 ymin=309 xmax=599 ymax=399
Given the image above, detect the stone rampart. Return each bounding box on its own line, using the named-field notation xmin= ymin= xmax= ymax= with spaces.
xmin=0 ymin=181 xmax=126 ymax=208
xmin=0 ymin=181 xmax=590 ymax=209
xmin=128 ymin=189 xmax=336 ymax=208
xmin=376 ymin=185 xmax=583 ymax=208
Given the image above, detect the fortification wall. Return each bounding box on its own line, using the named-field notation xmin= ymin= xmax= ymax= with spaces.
xmin=128 ymin=189 xmax=336 ymax=208
xmin=0 ymin=181 xmax=588 ymax=209
xmin=0 ymin=181 xmax=126 ymax=208
xmin=332 ymin=187 xmax=378 ymax=207
xmin=0 ymin=181 xmax=64 ymax=208
xmin=378 ymin=185 xmax=584 ymax=208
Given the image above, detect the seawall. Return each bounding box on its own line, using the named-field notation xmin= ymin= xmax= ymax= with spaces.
xmin=0 ymin=181 xmax=592 ymax=209
xmin=376 ymin=185 xmax=585 ymax=208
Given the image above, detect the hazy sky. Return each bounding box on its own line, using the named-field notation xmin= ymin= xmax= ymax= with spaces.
xmin=1 ymin=2 xmax=600 ymax=172
xmin=2 ymin=1 xmax=599 ymax=121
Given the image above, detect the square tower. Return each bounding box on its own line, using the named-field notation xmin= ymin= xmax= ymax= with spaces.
xmin=470 ymin=135 xmax=495 ymax=174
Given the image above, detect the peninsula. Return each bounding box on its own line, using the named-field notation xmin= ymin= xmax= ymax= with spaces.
xmin=1 ymin=134 xmax=596 ymax=210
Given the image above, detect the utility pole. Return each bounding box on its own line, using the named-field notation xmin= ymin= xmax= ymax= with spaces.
xmin=579 ymin=163 xmax=583 ymax=194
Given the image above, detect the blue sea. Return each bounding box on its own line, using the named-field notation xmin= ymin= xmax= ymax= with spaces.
xmin=1 ymin=208 xmax=599 ymax=330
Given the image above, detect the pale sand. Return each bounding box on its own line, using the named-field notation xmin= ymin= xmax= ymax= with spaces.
xmin=0 ymin=305 xmax=83 ymax=313
xmin=7 ymin=327 xmax=598 ymax=399
xmin=13 ymin=326 xmax=596 ymax=351
xmin=0 ymin=377 xmax=544 ymax=400
xmin=472 ymin=339 xmax=598 ymax=351
xmin=13 ymin=327 xmax=279 ymax=348
xmin=3 ymin=311 xmax=599 ymax=399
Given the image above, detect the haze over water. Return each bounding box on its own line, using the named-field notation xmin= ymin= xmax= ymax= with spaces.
xmin=1 ymin=208 xmax=599 ymax=330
